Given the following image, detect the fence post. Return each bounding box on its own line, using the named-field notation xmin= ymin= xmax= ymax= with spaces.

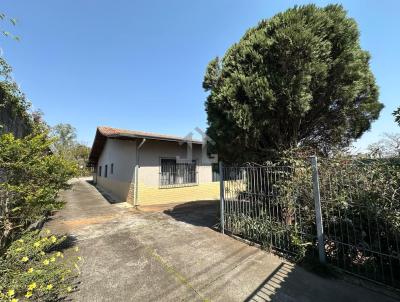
xmin=310 ymin=156 xmax=326 ymax=264
xmin=219 ymin=161 xmax=225 ymax=234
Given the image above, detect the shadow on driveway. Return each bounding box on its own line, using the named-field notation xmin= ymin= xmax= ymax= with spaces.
xmin=163 ymin=200 xmax=219 ymax=228
xmin=163 ymin=200 xmax=400 ymax=302
xmin=50 ymin=180 xmax=400 ymax=302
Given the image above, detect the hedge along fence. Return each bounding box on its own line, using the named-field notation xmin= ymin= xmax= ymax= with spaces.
xmin=220 ymin=158 xmax=400 ymax=289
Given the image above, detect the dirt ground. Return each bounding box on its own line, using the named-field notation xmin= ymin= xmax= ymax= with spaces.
xmin=46 ymin=179 xmax=400 ymax=302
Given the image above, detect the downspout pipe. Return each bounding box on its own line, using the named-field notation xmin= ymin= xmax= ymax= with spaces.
xmin=134 ymin=138 xmax=146 ymax=206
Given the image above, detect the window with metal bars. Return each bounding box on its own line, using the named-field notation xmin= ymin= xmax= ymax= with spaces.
xmin=160 ymin=158 xmax=197 ymax=188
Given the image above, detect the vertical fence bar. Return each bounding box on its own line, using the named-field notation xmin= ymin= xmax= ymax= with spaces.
xmin=310 ymin=156 xmax=326 ymax=263
xmin=219 ymin=161 xmax=225 ymax=234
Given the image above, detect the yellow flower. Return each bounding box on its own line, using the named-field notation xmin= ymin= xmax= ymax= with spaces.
xmin=7 ymin=289 xmax=15 ymax=297
xmin=33 ymin=241 xmax=41 ymax=248
xmin=15 ymin=247 xmax=22 ymax=252
xmin=74 ymin=247 xmax=79 ymax=252
xmin=50 ymin=236 xmax=57 ymax=243
xmin=28 ymin=268 xmax=34 ymax=273
xmin=56 ymin=251 xmax=62 ymax=257
xmin=25 ymin=291 xmax=32 ymax=298
xmin=11 ymin=298 xmax=19 ymax=302
xmin=40 ymin=251 xmax=45 ymax=256
xmin=43 ymin=259 xmax=50 ymax=265
xmin=45 ymin=229 xmax=51 ymax=235
xmin=77 ymin=256 xmax=82 ymax=261
xmin=50 ymin=257 xmax=56 ymax=262
xmin=17 ymin=239 xmax=24 ymax=243
xmin=67 ymin=286 xmax=72 ymax=292
xmin=27 ymin=282 xmax=37 ymax=291
xmin=21 ymin=256 xmax=29 ymax=262
xmin=46 ymin=284 xmax=53 ymax=290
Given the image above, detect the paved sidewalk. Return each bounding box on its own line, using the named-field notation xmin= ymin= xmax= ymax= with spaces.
xmin=47 ymin=179 xmax=399 ymax=302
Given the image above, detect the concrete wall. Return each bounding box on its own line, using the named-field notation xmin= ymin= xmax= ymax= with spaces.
xmin=97 ymin=139 xmax=137 ymax=202
xmin=96 ymin=138 xmax=219 ymax=205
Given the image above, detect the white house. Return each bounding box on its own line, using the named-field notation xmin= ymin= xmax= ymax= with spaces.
xmin=88 ymin=126 xmax=220 ymax=206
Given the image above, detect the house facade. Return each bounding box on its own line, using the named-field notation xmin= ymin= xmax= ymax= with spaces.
xmin=88 ymin=126 xmax=220 ymax=206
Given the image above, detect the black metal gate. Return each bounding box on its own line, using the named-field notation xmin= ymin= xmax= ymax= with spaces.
xmin=220 ymin=159 xmax=400 ymax=289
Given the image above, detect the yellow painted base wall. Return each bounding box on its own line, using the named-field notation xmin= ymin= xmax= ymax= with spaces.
xmin=136 ymin=181 xmax=220 ymax=205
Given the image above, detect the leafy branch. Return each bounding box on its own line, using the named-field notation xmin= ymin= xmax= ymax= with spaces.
xmin=0 ymin=12 xmax=20 ymax=41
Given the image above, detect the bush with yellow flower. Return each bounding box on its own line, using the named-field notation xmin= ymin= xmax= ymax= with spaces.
xmin=0 ymin=230 xmax=82 ymax=302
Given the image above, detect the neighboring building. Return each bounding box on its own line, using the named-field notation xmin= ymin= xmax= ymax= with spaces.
xmin=88 ymin=126 xmax=220 ymax=206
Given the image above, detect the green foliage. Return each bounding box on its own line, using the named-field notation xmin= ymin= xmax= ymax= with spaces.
xmin=0 ymin=12 xmax=20 ymax=41
xmin=204 ymin=4 xmax=383 ymax=162
xmin=226 ymin=212 xmax=308 ymax=261
xmin=0 ymin=132 xmax=77 ymax=249
xmin=0 ymin=230 xmax=81 ymax=302
xmin=51 ymin=124 xmax=77 ymax=151
xmin=394 ymin=107 xmax=400 ymax=126
xmin=51 ymin=123 xmax=91 ymax=176
xmin=225 ymin=155 xmax=400 ymax=280
xmin=0 ymin=58 xmax=33 ymax=137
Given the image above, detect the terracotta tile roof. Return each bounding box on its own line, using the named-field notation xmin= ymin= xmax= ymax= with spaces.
xmin=88 ymin=126 xmax=203 ymax=166
xmin=97 ymin=126 xmax=203 ymax=144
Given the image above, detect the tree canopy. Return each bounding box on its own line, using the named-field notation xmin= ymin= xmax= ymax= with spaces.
xmin=203 ymin=4 xmax=383 ymax=162
xmin=51 ymin=123 xmax=77 ymax=151
xmin=0 ymin=58 xmax=33 ymax=137
xmin=394 ymin=107 xmax=400 ymax=127
xmin=51 ymin=123 xmax=91 ymax=174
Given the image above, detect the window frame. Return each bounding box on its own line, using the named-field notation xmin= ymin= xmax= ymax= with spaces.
xmin=105 ymin=164 xmax=108 ymax=178
xmin=111 ymin=163 xmax=114 ymax=174
xmin=98 ymin=165 xmax=102 ymax=177
xmin=159 ymin=157 xmax=198 ymax=188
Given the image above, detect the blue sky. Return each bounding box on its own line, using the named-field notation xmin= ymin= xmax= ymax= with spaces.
xmin=0 ymin=0 xmax=399 ymax=151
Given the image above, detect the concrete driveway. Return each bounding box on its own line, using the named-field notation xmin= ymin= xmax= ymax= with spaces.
xmin=47 ymin=179 xmax=399 ymax=302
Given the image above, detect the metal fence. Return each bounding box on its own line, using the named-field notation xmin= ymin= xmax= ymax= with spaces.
xmin=318 ymin=159 xmax=400 ymax=288
xmin=219 ymin=157 xmax=400 ymax=289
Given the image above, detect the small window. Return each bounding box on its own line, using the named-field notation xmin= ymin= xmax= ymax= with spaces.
xmin=105 ymin=165 xmax=108 ymax=178
xmin=98 ymin=166 xmax=102 ymax=176
xmin=160 ymin=158 xmax=197 ymax=188
xmin=111 ymin=163 xmax=114 ymax=174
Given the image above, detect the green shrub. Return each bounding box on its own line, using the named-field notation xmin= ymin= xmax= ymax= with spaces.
xmin=0 ymin=230 xmax=81 ymax=302
xmin=0 ymin=132 xmax=77 ymax=249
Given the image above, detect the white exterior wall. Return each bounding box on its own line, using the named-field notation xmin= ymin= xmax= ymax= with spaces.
xmin=95 ymin=137 xmax=216 ymax=204
xmin=137 ymin=140 xmax=212 ymax=187
xmin=97 ymin=139 xmax=137 ymax=202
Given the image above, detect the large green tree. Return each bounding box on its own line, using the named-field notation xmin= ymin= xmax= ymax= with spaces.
xmin=51 ymin=123 xmax=77 ymax=152
xmin=51 ymin=123 xmax=91 ymax=175
xmin=204 ymin=4 xmax=383 ymax=162
xmin=394 ymin=107 xmax=400 ymax=126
